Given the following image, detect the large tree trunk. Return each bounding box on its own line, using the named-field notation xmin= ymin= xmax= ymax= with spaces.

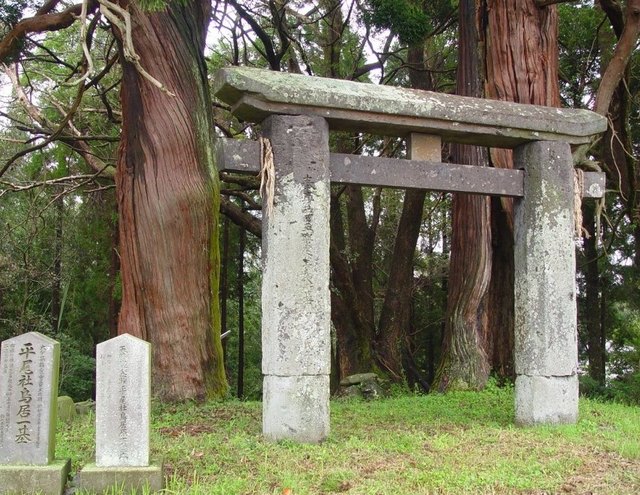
xmin=375 ymin=189 xmax=425 ymax=380
xmin=482 ymin=0 xmax=561 ymax=376
xmin=115 ymin=0 xmax=227 ymax=401
xmin=432 ymin=0 xmax=492 ymax=392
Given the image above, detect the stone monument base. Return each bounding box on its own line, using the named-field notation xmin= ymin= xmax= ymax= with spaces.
xmin=78 ymin=459 xmax=164 ymax=493
xmin=0 ymin=458 xmax=70 ymax=495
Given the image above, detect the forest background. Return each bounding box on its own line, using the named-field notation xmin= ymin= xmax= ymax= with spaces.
xmin=0 ymin=0 xmax=639 ymax=406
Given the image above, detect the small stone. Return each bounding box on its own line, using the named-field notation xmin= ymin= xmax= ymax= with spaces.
xmin=339 ymin=373 xmax=379 ymax=386
xmin=74 ymin=399 xmax=95 ymax=416
xmin=338 ymin=385 xmax=363 ymax=399
xmin=361 ymin=379 xmax=384 ymax=400
xmin=56 ymin=396 xmax=76 ymax=424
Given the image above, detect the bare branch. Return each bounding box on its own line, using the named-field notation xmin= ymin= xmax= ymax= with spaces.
xmin=220 ymin=196 xmax=262 ymax=238
xmin=2 ymin=64 xmax=116 ymax=178
xmin=0 ymin=1 xmax=98 ymax=63
xmin=595 ymin=0 xmax=640 ymax=116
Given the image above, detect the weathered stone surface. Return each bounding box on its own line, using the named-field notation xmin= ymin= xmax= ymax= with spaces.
xmin=0 ymin=459 xmax=70 ymax=495
xmin=95 ymin=334 xmax=151 ymax=467
xmin=513 ymin=141 xmax=578 ymax=378
xmin=78 ymin=459 xmax=164 ymax=493
xmin=213 ymin=67 xmax=606 ymax=147
xmin=260 ymin=115 xmax=331 ymax=443
xmin=75 ymin=399 xmax=95 ymax=416
xmin=263 ymin=375 xmax=329 ymax=443
xmin=216 ymin=137 xmax=605 ymax=199
xmin=0 ymin=332 xmax=60 ymax=465
xmin=56 ymin=396 xmax=76 ymax=424
xmin=515 ymin=375 xmax=578 ymax=425
xmin=261 ymin=115 xmax=331 ymax=377
xmin=339 ymin=373 xmax=379 ymax=386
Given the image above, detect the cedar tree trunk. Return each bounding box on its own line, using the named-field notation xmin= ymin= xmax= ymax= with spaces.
xmin=432 ymin=0 xmax=492 ymax=391
xmin=115 ymin=0 xmax=227 ymax=401
xmin=482 ymin=0 xmax=561 ymax=376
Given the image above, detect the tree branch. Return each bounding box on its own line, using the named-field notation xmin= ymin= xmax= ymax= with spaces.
xmin=2 ymin=64 xmax=116 ymax=178
xmin=595 ymin=0 xmax=640 ymax=116
xmin=220 ymin=197 xmax=262 ymax=238
xmin=599 ymin=0 xmax=624 ymax=38
xmin=227 ymin=0 xmax=280 ymax=70
xmin=0 ymin=1 xmax=98 ymax=63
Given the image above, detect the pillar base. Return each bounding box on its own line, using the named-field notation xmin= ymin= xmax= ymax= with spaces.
xmin=263 ymin=375 xmax=329 ymax=443
xmin=77 ymin=459 xmax=163 ymax=493
xmin=0 ymin=458 xmax=70 ymax=495
xmin=515 ymin=374 xmax=578 ymax=426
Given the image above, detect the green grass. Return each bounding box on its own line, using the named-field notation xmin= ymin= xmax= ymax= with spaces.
xmin=57 ymin=384 xmax=640 ymax=494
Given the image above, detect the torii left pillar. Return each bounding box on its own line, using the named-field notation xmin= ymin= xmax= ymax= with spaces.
xmin=261 ymin=114 xmax=331 ymax=443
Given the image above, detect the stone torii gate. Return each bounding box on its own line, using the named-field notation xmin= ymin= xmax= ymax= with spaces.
xmin=213 ymin=67 xmax=607 ymax=443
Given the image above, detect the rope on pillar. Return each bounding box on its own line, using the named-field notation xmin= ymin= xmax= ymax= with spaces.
xmin=574 ymin=168 xmax=588 ymax=239
xmin=259 ymin=136 xmax=275 ymax=218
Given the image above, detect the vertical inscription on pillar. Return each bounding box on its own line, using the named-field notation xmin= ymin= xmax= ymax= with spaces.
xmin=0 ymin=332 xmax=60 ymax=465
xmin=96 ymin=334 xmax=150 ymax=467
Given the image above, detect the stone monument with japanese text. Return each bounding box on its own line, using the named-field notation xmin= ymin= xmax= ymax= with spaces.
xmin=0 ymin=332 xmax=70 ymax=495
xmin=78 ymin=333 xmax=163 ymax=493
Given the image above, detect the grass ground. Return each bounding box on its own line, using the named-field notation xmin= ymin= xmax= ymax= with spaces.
xmin=57 ymin=383 xmax=640 ymax=494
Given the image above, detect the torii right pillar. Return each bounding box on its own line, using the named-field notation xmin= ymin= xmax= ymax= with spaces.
xmin=513 ymin=140 xmax=578 ymax=425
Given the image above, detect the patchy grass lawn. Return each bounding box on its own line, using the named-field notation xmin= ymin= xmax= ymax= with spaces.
xmin=57 ymin=384 xmax=640 ymax=494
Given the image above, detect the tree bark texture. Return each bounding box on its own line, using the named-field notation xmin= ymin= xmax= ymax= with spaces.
xmin=375 ymin=188 xmax=426 ymax=380
xmin=432 ymin=0 xmax=492 ymax=392
xmin=481 ymin=0 xmax=561 ymax=377
xmin=483 ymin=0 xmax=560 ymax=193
xmin=115 ymin=0 xmax=227 ymax=401
xmin=595 ymin=0 xmax=640 ymax=116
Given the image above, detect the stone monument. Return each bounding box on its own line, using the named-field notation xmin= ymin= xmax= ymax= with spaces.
xmin=0 ymin=332 xmax=70 ymax=495
xmin=78 ymin=333 xmax=163 ymax=493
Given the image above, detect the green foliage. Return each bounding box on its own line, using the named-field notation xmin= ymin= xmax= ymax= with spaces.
xmin=58 ymin=333 xmax=96 ymax=401
xmin=0 ymin=0 xmax=27 ymax=32
xmin=608 ymin=372 xmax=640 ymax=406
xmin=219 ymin=221 xmax=262 ymax=400
xmin=363 ymin=0 xmax=456 ymax=46
xmin=557 ymin=2 xmax=609 ymax=107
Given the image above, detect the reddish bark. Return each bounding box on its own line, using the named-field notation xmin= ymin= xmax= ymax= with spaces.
xmin=432 ymin=0 xmax=492 ymax=392
xmin=595 ymin=0 xmax=640 ymax=116
xmin=482 ymin=0 xmax=561 ymax=376
xmin=115 ymin=0 xmax=226 ymax=401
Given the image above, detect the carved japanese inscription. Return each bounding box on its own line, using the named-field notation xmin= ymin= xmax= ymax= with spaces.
xmin=0 ymin=332 xmax=60 ymax=465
